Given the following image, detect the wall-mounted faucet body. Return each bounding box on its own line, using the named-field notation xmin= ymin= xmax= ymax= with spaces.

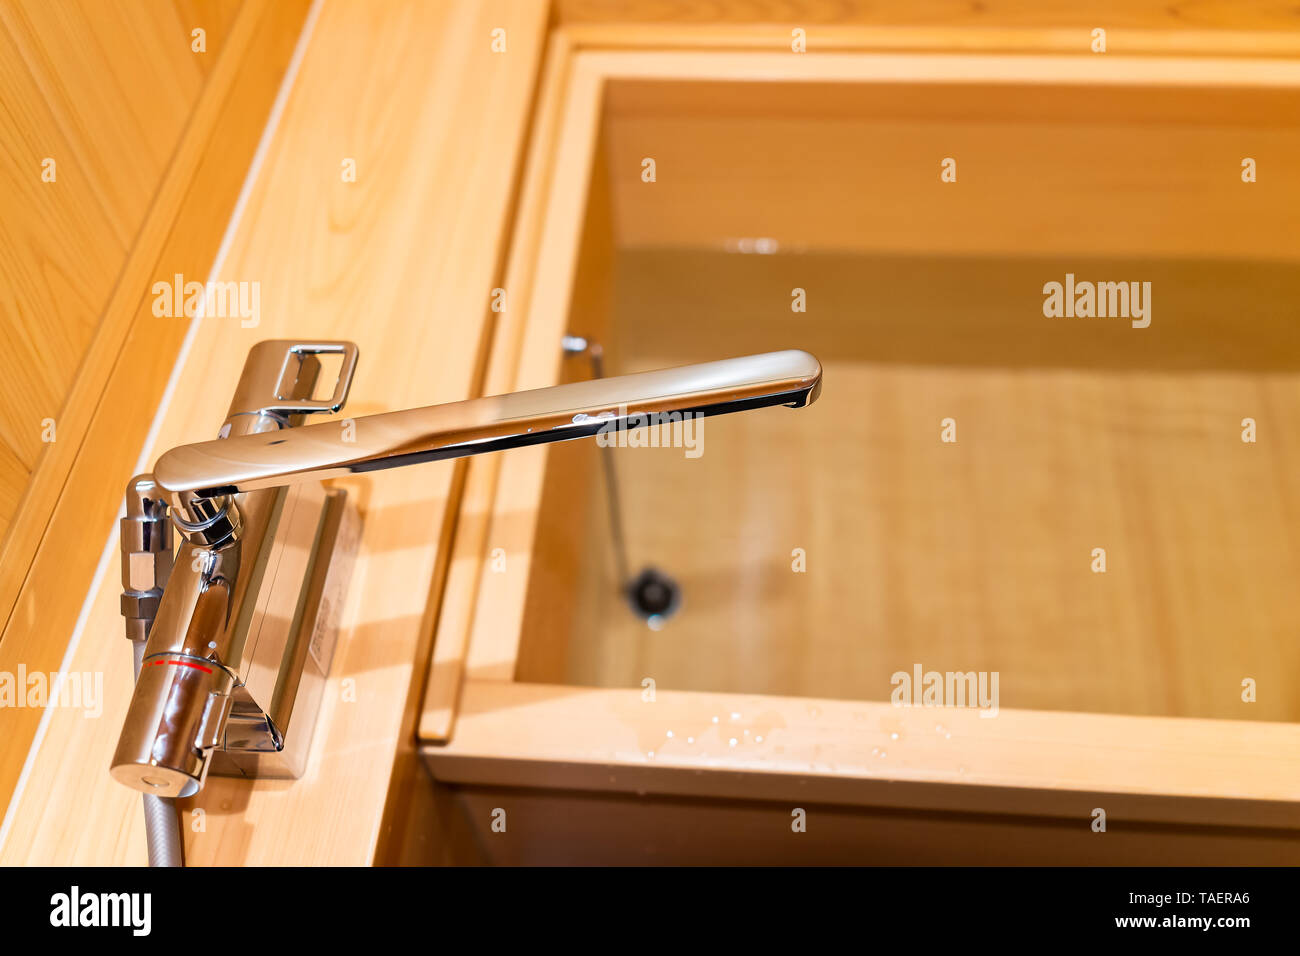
xmin=112 ymin=340 xmax=822 ymax=798
xmin=113 ymin=342 xmax=360 ymax=797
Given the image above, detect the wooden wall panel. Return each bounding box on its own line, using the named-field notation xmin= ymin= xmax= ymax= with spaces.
xmin=556 ymin=0 xmax=1300 ymax=32
xmin=601 ymin=79 xmax=1300 ymax=260
xmin=0 ymin=0 xmax=240 ymax=552
xmin=0 ymin=0 xmax=547 ymax=865
xmin=449 ymin=784 xmax=1300 ymax=865
xmin=0 ymin=0 xmax=309 ymax=832
xmin=555 ymin=0 xmax=1300 ymax=58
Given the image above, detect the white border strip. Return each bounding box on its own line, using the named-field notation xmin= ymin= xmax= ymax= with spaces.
xmin=0 ymin=0 xmax=325 ymax=855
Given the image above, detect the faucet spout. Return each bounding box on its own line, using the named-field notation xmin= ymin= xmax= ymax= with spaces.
xmin=152 ymin=349 xmax=822 ymax=501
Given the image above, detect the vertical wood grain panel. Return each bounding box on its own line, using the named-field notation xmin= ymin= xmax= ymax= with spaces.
xmin=0 ymin=0 xmax=548 ymax=865
xmin=0 ymin=0 xmax=309 ymax=832
xmin=0 ymin=0 xmax=240 ymax=546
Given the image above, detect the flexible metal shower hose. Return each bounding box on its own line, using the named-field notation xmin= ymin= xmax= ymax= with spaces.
xmin=131 ymin=639 xmax=184 ymax=867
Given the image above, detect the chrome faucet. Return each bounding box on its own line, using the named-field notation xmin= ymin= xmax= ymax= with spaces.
xmin=112 ymin=340 xmax=822 ymax=801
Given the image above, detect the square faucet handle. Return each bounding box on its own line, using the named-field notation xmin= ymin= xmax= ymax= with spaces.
xmin=269 ymin=341 xmax=359 ymax=415
xmin=229 ymin=340 xmax=360 ymax=419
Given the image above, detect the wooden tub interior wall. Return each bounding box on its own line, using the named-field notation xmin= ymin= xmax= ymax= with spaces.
xmin=515 ymin=77 xmax=1300 ymax=724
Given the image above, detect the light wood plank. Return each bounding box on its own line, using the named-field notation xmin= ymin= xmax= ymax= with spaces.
xmin=602 ymin=78 xmax=1300 ymax=260
xmin=556 ymin=0 xmax=1300 ymax=34
xmin=0 ymin=0 xmax=312 ymax=826
xmin=0 ymin=0 xmax=547 ymax=866
xmin=420 ymin=28 xmax=578 ymax=741
xmin=446 ymin=781 xmax=1300 ymax=865
xmin=431 ymin=680 xmax=1300 ymax=827
xmin=0 ymin=0 xmax=241 ymax=546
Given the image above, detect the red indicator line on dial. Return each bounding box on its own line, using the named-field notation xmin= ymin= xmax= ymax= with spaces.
xmin=145 ymin=658 xmax=214 ymax=674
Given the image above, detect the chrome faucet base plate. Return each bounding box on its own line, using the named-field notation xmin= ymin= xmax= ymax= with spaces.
xmin=209 ymin=487 xmax=359 ymax=782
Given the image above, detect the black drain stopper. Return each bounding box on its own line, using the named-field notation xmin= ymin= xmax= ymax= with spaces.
xmin=625 ymin=566 xmax=681 ymax=625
